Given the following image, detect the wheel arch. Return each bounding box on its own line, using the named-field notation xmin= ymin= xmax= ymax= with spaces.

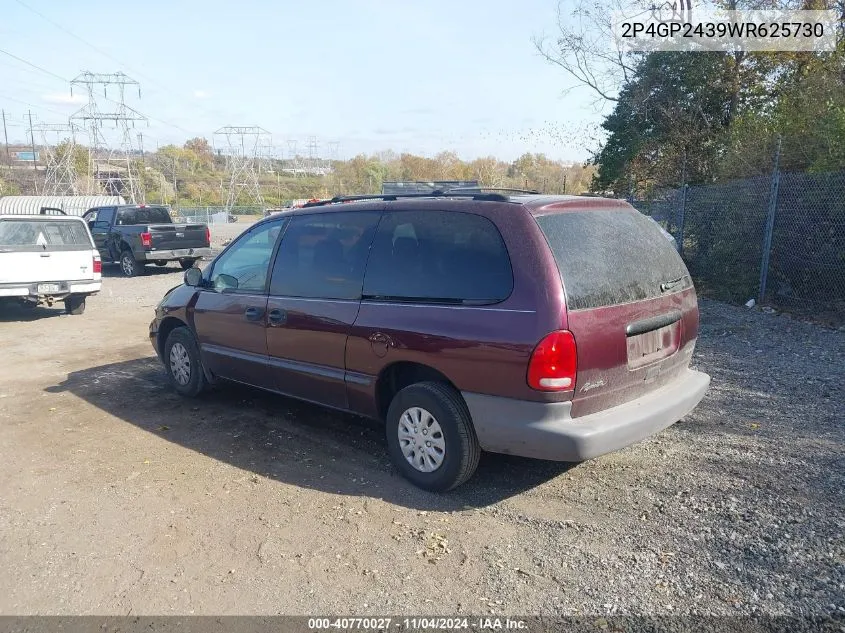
xmin=156 ymin=316 xmax=189 ymax=359
xmin=375 ymin=361 xmax=457 ymax=422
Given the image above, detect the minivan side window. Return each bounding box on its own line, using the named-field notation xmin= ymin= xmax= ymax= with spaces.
xmin=269 ymin=211 xmax=381 ymax=300
xmin=208 ymin=218 xmax=287 ymax=293
xmin=362 ymin=210 xmax=513 ymax=304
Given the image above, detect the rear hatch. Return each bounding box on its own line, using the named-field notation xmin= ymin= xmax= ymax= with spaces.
xmin=0 ymin=217 xmax=97 ymax=285
xmin=535 ymin=208 xmax=699 ymax=417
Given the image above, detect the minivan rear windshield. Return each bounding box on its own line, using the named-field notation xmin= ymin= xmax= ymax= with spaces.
xmin=116 ymin=207 xmax=171 ymax=225
xmin=0 ymin=219 xmax=93 ymax=252
xmin=535 ymin=209 xmax=692 ymax=310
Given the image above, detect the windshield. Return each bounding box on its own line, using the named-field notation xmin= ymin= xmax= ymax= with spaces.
xmin=0 ymin=219 xmax=93 ymax=252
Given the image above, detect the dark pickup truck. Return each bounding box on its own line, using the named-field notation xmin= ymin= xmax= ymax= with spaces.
xmin=82 ymin=204 xmax=211 ymax=277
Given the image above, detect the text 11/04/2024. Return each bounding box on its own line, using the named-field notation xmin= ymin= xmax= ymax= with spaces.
xmin=307 ymin=617 xmax=529 ymax=631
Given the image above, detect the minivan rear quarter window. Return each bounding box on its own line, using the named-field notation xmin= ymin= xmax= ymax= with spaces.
xmin=363 ymin=210 xmax=512 ymax=304
xmin=535 ymin=209 xmax=692 ymax=310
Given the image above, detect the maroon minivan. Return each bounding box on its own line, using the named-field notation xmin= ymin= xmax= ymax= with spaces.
xmin=149 ymin=192 xmax=710 ymax=491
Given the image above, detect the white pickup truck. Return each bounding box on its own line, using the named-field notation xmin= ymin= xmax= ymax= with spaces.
xmin=0 ymin=214 xmax=102 ymax=315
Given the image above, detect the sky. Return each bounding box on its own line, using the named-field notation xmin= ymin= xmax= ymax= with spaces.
xmin=0 ymin=0 xmax=607 ymax=162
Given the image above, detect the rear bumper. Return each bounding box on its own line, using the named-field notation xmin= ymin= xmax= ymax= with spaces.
xmin=140 ymin=247 xmax=212 ymax=261
xmin=0 ymin=280 xmax=101 ymax=298
xmin=462 ymin=368 xmax=710 ymax=462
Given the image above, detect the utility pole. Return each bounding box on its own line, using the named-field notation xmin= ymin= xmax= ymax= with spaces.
xmin=172 ymin=156 xmax=178 ymax=209
xmin=1 ymin=109 xmax=10 ymax=164
xmin=27 ymin=110 xmax=38 ymax=194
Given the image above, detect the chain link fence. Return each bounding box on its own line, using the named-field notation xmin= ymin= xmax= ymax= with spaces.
xmin=631 ymin=169 xmax=845 ymax=315
xmin=174 ymin=206 xmax=264 ymax=225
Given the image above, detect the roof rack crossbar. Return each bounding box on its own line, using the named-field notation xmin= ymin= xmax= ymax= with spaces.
xmin=302 ymin=191 xmax=517 ymax=207
xmin=442 ymin=186 xmax=541 ymax=194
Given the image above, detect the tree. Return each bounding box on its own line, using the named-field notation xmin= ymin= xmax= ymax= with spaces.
xmin=591 ymin=51 xmax=773 ymax=195
xmin=533 ymin=0 xmax=638 ymax=104
xmin=183 ymin=137 xmax=213 ymax=171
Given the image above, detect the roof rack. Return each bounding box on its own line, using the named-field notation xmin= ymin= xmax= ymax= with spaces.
xmin=302 ymin=190 xmax=524 ymax=207
xmin=442 ymin=187 xmax=541 ymax=195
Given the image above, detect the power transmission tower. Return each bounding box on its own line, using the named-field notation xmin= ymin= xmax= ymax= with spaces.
xmin=286 ymin=139 xmax=299 ymax=176
xmin=214 ymin=126 xmax=270 ymax=209
xmin=306 ymin=135 xmax=319 ymax=174
xmin=29 ymin=121 xmax=83 ymax=195
xmin=70 ymin=71 xmax=147 ymax=202
xmin=258 ymin=139 xmax=275 ymax=174
xmin=327 ymin=141 xmax=340 ymax=161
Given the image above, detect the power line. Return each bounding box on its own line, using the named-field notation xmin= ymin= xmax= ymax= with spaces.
xmin=0 ymin=93 xmax=71 ymax=118
xmin=12 ymin=0 xmax=245 ymax=125
xmin=0 ymin=47 xmax=66 ymax=83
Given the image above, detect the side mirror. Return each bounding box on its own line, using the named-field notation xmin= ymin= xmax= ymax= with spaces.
xmin=214 ymin=273 xmax=239 ymax=291
xmin=184 ymin=267 xmax=203 ymax=287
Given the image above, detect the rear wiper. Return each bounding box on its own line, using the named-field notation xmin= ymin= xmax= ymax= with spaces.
xmin=660 ymin=276 xmax=685 ymax=292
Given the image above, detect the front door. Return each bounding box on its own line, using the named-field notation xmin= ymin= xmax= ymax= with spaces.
xmin=83 ymin=207 xmax=115 ymax=260
xmin=192 ymin=218 xmax=287 ymax=389
xmin=265 ymin=210 xmax=381 ymax=409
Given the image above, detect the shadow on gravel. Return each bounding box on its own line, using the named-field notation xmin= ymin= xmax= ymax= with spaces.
xmin=102 ymin=264 xmax=187 ymax=278
xmin=46 ymin=357 xmax=574 ymax=510
xmin=0 ymin=300 xmax=66 ymax=321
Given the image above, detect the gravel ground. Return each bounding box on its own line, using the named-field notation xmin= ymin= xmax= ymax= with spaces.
xmin=0 ymin=261 xmax=842 ymax=617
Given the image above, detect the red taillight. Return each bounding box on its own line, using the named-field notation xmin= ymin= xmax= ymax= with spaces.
xmin=140 ymin=232 xmax=152 ymax=248
xmin=205 ymin=226 xmax=211 ymax=245
xmin=528 ymin=330 xmax=577 ymax=391
xmin=93 ymin=255 xmax=102 ymax=273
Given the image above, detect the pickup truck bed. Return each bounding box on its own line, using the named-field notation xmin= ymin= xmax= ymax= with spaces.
xmin=83 ymin=205 xmax=211 ymax=277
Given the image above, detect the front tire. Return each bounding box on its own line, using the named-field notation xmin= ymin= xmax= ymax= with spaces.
xmin=385 ymin=382 xmax=480 ymax=492
xmin=64 ymin=295 xmax=86 ymax=315
xmin=120 ymin=249 xmax=143 ymax=277
xmin=179 ymin=258 xmax=198 ymax=270
xmin=163 ymin=327 xmax=207 ymax=397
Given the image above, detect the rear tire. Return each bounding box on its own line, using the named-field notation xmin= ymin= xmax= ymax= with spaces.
xmin=64 ymin=295 xmax=86 ymax=315
xmin=154 ymin=261 xmax=168 ymax=267
xmin=179 ymin=258 xmax=198 ymax=270
xmin=120 ymin=249 xmax=142 ymax=277
xmin=385 ymin=382 xmax=480 ymax=492
xmin=163 ymin=326 xmax=207 ymax=397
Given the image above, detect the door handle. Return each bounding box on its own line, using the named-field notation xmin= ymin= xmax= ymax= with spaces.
xmin=244 ymin=306 xmax=264 ymax=322
xmin=40 ymin=253 xmax=51 ymax=257
xmin=268 ymin=308 xmax=287 ymax=326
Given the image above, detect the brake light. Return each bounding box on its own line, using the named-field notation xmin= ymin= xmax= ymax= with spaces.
xmin=140 ymin=232 xmax=152 ymax=248
xmin=528 ymin=330 xmax=577 ymax=391
xmin=93 ymin=254 xmax=102 ymax=274
xmin=205 ymin=226 xmax=211 ymax=245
